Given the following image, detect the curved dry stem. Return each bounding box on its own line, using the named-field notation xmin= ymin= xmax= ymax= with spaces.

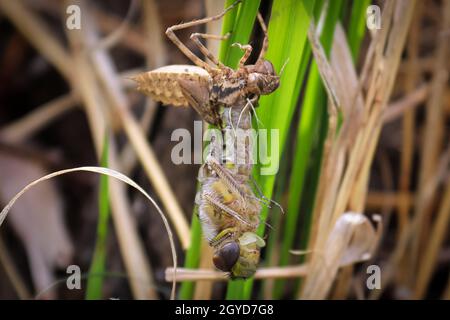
xmin=0 ymin=238 xmax=31 ymax=299
xmin=0 ymin=93 xmax=78 ymax=143
xmin=0 ymin=166 xmax=177 ymax=300
xmin=88 ymin=0 xmax=140 ymax=52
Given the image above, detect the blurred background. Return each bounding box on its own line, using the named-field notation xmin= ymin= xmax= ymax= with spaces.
xmin=0 ymin=0 xmax=448 ymax=300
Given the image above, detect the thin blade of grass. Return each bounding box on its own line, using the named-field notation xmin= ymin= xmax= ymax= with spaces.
xmin=220 ymin=0 xmax=261 ymax=300
xmin=179 ymin=0 xmax=250 ymax=299
xmin=347 ymin=0 xmax=371 ymax=61
xmin=260 ymin=146 xmax=291 ymax=299
xmin=0 ymin=166 xmax=178 ymax=300
xmin=86 ymin=135 xmax=110 ymax=300
xmin=229 ymin=0 xmax=315 ymax=299
xmin=218 ymin=0 xmax=241 ymax=66
xmin=271 ymin=0 xmax=342 ymax=299
xmin=221 ymin=0 xmax=261 ymax=68
xmin=178 ymin=208 xmax=202 ymax=299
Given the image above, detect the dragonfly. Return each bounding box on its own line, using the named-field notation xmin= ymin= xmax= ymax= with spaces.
xmin=133 ymin=0 xmax=281 ymax=278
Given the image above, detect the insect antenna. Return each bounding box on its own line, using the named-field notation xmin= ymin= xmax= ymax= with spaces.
xmin=279 ymin=57 xmax=290 ymax=76
xmin=250 ymin=175 xmax=285 ymax=214
xmin=256 ymin=13 xmax=269 ymax=61
xmin=247 ymin=97 xmax=264 ymax=129
xmin=264 ymin=220 xmax=274 ymax=231
xmin=228 ymin=107 xmax=237 ymax=137
xmin=236 ymin=100 xmax=251 ymax=129
xmin=248 ymin=194 xmax=272 ymax=207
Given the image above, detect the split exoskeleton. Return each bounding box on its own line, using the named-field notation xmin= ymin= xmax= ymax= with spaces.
xmin=133 ymin=0 xmax=280 ymax=278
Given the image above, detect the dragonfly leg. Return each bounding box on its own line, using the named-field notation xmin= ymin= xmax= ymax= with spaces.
xmin=210 ymin=227 xmax=237 ymax=247
xmin=250 ymin=175 xmax=285 ymax=214
xmin=232 ymin=43 xmax=253 ymax=67
xmin=165 ymin=0 xmax=241 ymax=71
xmin=256 ymin=13 xmax=269 ymax=61
xmin=190 ymin=32 xmax=230 ymax=67
xmin=205 ymin=155 xmax=246 ymax=203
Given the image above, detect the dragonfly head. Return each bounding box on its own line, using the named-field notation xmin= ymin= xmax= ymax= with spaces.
xmin=214 ymin=232 xmax=266 ymax=279
xmin=246 ymin=59 xmax=280 ymax=96
xmin=213 ymin=241 xmax=240 ymax=272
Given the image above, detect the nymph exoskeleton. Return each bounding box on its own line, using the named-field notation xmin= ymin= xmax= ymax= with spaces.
xmin=132 ymin=0 xmax=281 ymax=278
xmin=133 ymin=1 xmax=279 ymax=127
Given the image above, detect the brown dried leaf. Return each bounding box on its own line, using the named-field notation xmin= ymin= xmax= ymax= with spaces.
xmin=301 ymin=212 xmax=381 ymax=299
xmin=330 ymin=23 xmax=364 ymax=121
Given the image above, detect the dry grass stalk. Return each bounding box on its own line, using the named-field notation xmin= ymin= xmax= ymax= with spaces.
xmin=399 ymin=56 xmax=435 ymax=74
xmin=93 ymin=9 xmax=147 ymax=55
xmin=120 ymin=0 xmax=166 ymax=176
xmin=397 ymin=2 xmax=422 ymax=251
xmin=91 ymin=0 xmax=139 ymax=52
xmin=0 ymin=0 xmax=160 ymax=299
xmin=301 ymin=212 xmax=381 ymax=299
xmin=369 ymin=147 xmax=450 ymax=299
xmin=0 ymin=93 xmax=78 ymax=143
xmin=81 ymin=7 xmax=191 ymax=250
xmin=63 ymin=0 xmax=158 ymax=299
xmin=365 ymin=191 xmax=413 ymax=211
xmin=26 ymin=0 xmax=148 ymax=56
xmin=301 ymin=0 xmax=416 ymax=299
xmin=0 ymin=66 xmax=145 ymax=148
xmin=412 ymin=0 xmax=450 ymax=283
xmin=414 ymin=171 xmax=450 ymax=298
xmin=193 ymin=242 xmax=214 ymax=299
xmin=0 ymin=1 xmax=72 ymax=81
xmin=330 ymin=265 xmax=353 ymax=299
xmin=443 ymin=274 xmax=450 ymax=299
xmin=326 ymin=24 xmax=366 ymax=298
xmin=166 ymin=264 xmax=309 ymax=282
xmin=191 ymin=0 xmax=225 ymax=300
xmin=0 ymin=238 xmax=31 ymax=299
xmin=0 ymin=165 xmax=179 ymax=299
xmin=383 ymin=84 xmax=429 ymax=124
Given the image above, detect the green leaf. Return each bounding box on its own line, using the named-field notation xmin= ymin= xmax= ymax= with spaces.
xmin=347 ymin=0 xmax=371 ymax=61
xmin=272 ymin=0 xmax=343 ymax=299
xmin=179 ymin=0 xmax=259 ymax=299
xmin=223 ymin=0 xmax=315 ymax=299
xmin=178 ymin=210 xmax=202 ymax=299
xmin=86 ymin=134 xmax=110 ymax=300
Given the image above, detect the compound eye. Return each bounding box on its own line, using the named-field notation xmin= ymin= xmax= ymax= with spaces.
xmin=255 ymin=59 xmax=276 ymax=75
xmin=213 ymin=242 xmax=240 ymax=272
xmin=262 ymin=60 xmax=275 ymax=75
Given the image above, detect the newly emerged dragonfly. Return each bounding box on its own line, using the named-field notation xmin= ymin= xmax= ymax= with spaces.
xmin=133 ymin=0 xmax=281 ymax=278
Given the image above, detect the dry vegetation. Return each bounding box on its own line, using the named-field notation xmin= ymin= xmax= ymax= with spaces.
xmin=0 ymin=0 xmax=448 ymax=300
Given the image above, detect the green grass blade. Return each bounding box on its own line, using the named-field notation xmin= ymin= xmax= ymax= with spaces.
xmin=223 ymin=0 xmax=315 ymax=299
xmin=347 ymin=0 xmax=371 ymax=61
xmin=258 ymin=145 xmax=291 ymax=299
xmin=219 ymin=0 xmax=241 ymax=66
xmin=179 ymin=0 xmax=259 ymax=299
xmin=178 ymin=210 xmax=202 ymax=299
xmin=272 ymin=0 xmax=343 ymax=299
xmin=222 ymin=0 xmax=261 ymax=68
xmin=219 ymin=0 xmax=261 ymax=300
xmin=85 ymin=135 xmax=110 ymax=300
